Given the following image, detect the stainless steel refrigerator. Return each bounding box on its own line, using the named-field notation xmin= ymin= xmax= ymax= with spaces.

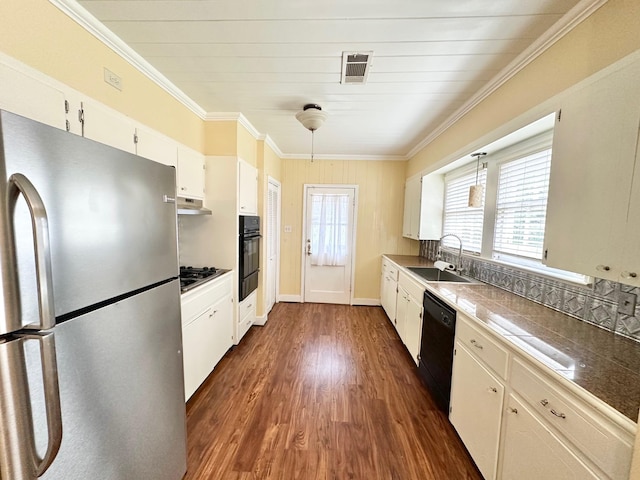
xmin=0 ymin=110 xmax=187 ymax=479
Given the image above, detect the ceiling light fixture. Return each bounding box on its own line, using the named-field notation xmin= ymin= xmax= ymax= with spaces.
xmin=295 ymin=103 xmax=327 ymax=162
xmin=468 ymin=152 xmax=487 ymax=208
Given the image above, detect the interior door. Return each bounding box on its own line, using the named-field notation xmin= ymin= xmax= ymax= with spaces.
xmin=303 ymin=186 xmax=356 ymax=304
xmin=266 ymin=179 xmax=280 ymax=313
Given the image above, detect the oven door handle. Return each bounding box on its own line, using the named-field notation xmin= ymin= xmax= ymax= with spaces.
xmin=242 ymin=233 xmax=262 ymax=239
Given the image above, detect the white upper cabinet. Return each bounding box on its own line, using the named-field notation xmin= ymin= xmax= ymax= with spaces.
xmin=177 ymin=146 xmax=205 ymax=199
xmin=544 ymin=56 xmax=640 ymax=284
xmin=403 ymin=173 xmax=444 ymax=241
xmin=0 ymin=62 xmax=66 ymax=130
xmin=238 ymin=159 xmax=258 ymax=215
xmin=403 ymin=175 xmax=421 ymax=240
xmin=81 ymin=98 xmax=136 ymax=153
xmin=135 ymin=125 xmax=178 ymax=168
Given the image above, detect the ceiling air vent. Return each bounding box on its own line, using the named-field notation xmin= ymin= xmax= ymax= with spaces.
xmin=341 ymin=51 xmax=373 ymax=84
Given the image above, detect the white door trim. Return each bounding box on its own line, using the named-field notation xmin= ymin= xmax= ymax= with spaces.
xmin=301 ymin=184 xmax=359 ymax=304
xmin=266 ymin=176 xmax=281 ymax=313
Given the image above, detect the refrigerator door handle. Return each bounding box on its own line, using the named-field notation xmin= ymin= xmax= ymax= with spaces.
xmin=8 ymin=173 xmax=56 ymax=330
xmin=21 ymin=332 xmax=63 ymax=476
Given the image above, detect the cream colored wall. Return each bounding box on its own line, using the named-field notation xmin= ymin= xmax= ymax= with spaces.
xmin=204 ymin=120 xmax=237 ymax=155
xmin=0 ymin=0 xmax=203 ymax=151
xmin=280 ymin=159 xmax=418 ymax=300
xmin=237 ymin=123 xmax=258 ymax=166
xmin=407 ymin=0 xmax=640 ymax=177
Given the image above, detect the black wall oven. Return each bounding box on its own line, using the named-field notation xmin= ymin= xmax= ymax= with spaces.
xmin=239 ymin=215 xmax=261 ymax=301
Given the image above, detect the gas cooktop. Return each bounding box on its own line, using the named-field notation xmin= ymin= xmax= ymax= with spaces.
xmin=179 ymin=266 xmax=229 ymax=293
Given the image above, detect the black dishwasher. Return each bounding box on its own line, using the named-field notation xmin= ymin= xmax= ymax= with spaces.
xmin=418 ymin=290 xmax=457 ymax=412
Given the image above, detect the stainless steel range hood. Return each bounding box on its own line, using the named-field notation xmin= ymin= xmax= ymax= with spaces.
xmin=177 ymin=197 xmax=212 ymax=216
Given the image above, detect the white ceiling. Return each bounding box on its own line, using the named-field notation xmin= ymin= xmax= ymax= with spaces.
xmin=73 ymin=0 xmax=589 ymax=158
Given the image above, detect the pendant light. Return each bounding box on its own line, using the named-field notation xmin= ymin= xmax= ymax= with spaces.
xmin=295 ymin=103 xmax=327 ymax=162
xmin=468 ymin=152 xmax=487 ymax=208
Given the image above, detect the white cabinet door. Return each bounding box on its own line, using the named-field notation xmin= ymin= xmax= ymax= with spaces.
xmin=182 ymin=306 xmax=213 ymax=400
xmin=419 ymin=173 xmax=444 ymax=240
xmin=81 ymin=99 xmax=136 ymax=153
xmin=177 ymin=147 xmax=205 ymax=199
xmin=395 ymin=286 xmax=408 ymax=340
xmin=501 ymin=395 xmax=599 ymax=480
xmin=402 ymin=176 xmax=421 ymax=239
xmin=543 ymin=59 xmax=640 ymax=280
xmin=404 ymin=293 xmax=422 ymax=365
xmin=238 ymin=159 xmax=258 ymax=215
xmin=381 ymin=274 xmax=397 ymax=321
xmin=620 ymin=135 xmax=640 ymax=286
xmin=450 ymin=343 xmax=504 ymax=480
xmin=0 ymin=62 xmax=66 ymax=130
xmin=136 ymin=125 xmax=178 ymax=167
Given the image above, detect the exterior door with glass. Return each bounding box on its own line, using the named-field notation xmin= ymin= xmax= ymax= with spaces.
xmin=303 ymin=185 xmax=356 ymax=304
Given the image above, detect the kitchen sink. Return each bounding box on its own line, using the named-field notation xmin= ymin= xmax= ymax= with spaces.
xmin=408 ymin=267 xmax=478 ymax=283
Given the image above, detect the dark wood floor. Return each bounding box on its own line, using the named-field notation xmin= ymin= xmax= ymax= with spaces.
xmin=184 ymin=303 xmax=481 ymax=480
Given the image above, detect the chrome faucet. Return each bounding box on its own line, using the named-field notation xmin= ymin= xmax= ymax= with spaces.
xmin=438 ymin=234 xmax=464 ymax=274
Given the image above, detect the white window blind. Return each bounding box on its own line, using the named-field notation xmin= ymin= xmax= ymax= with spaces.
xmin=442 ymin=168 xmax=486 ymax=253
xmin=493 ymin=149 xmax=552 ymax=260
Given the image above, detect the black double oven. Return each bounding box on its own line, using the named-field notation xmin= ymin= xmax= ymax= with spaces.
xmin=239 ymin=215 xmax=261 ymax=301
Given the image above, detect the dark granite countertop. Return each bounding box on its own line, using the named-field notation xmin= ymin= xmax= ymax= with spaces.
xmin=384 ymin=255 xmax=640 ymax=424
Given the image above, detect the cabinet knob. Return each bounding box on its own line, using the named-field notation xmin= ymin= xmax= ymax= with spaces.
xmin=596 ymin=264 xmax=611 ymax=272
xmin=540 ymin=399 xmax=549 ymax=407
xmin=622 ymin=271 xmax=638 ymax=279
xmin=180 ymin=187 xmax=186 ymax=191
xmin=488 ymin=386 xmax=497 ymax=393
xmin=508 ymin=407 xmax=518 ymax=415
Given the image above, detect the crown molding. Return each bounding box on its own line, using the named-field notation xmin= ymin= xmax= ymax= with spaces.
xmin=260 ymin=135 xmax=285 ymax=158
xmin=280 ymin=153 xmax=407 ymax=162
xmin=50 ymin=0 xmax=605 ymax=162
xmin=49 ymin=0 xmax=206 ymax=119
xmin=406 ymin=0 xmax=608 ymax=159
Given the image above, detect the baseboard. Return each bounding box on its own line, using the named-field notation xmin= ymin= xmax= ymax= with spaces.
xmin=253 ymin=313 xmax=268 ymax=326
xmin=351 ymin=298 xmax=381 ymax=306
xmin=278 ymin=294 xmax=302 ymax=303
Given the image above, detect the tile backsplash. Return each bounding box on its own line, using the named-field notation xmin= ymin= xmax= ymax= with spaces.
xmin=419 ymin=240 xmax=640 ymax=343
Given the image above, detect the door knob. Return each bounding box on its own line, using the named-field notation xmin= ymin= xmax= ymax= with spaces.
xmin=306 ymin=242 xmax=312 ymax=256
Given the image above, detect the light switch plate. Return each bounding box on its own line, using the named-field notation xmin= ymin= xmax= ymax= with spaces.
xmin=617 ymin=291 xmax=637 ymax=316
xmin=284 ymin=225 xmax=292 ymax=233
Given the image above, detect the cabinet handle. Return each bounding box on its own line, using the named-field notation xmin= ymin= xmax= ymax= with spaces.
xmin=596 ymin=264 xmax=611 ymax=272
xmin=550 ymin=409 xmax=566 ymax=419
xmin=508 ymin=407 xmax=518 ymax=415
xmin=540 ymin=399 xmax=549 ymax=407
xmin=488 ymin=386 xmax=497 ymax=393
xmin=470 ymin=339 xmax=483 ymax=350
xmin=622 ymin=271 xmax=638 ymax=279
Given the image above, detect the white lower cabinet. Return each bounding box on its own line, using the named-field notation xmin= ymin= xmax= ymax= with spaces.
xmin=404 ymin=293 xmax=422 ymax=365
xmin=395 ymin=286 xmax=408 ymax=339
xmin=237 ymin=290 xmax=257 ymax=344
xmin=380 ymin=259 xmax=399 ymax=321
xmin=449 ymin=315 xmax=634 ymax=480
xmin=501 ymin=394 xmax=599 ymax=480
xmin=450 ymin=343 xmax=504 ymax=480
xmin=181 ymin=273 xmax=233 ymax=400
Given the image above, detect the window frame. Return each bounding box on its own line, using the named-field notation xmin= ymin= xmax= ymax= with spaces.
xmin=440 ymin=130 xmax=590 ymax=285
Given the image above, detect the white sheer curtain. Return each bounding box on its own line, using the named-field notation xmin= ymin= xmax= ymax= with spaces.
xmin=310 ymin=193 xmax=349 ymax=266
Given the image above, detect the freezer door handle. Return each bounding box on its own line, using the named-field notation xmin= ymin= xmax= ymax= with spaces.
xmin=0 ymin=332 xmax=62 ymax=479
xmin=8 ymin=173 xmax=56 ymax=330
xmin=22 ymin=332 xmax=63 ymax=476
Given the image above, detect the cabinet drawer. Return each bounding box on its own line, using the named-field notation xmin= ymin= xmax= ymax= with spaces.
xmin=510 ymin=358 xmax=633 ymax=479
xmin=398 ymin=270 xmax=424 ymax=301
xmin=239 ymin=290 xmax=257 ymax=320
xmin=181 ymin=274 xmax=232 ymax=326
xmin=455 ymin=316 xmax=508 ymax=379
xmin=382 ymin=259 xmax=399 ymax=281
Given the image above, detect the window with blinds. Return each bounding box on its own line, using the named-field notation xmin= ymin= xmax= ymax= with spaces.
xmin=493 ymin=149 xmax=551 ymax=260
xmin=442 ymin=167 xmax=486 ymax=253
